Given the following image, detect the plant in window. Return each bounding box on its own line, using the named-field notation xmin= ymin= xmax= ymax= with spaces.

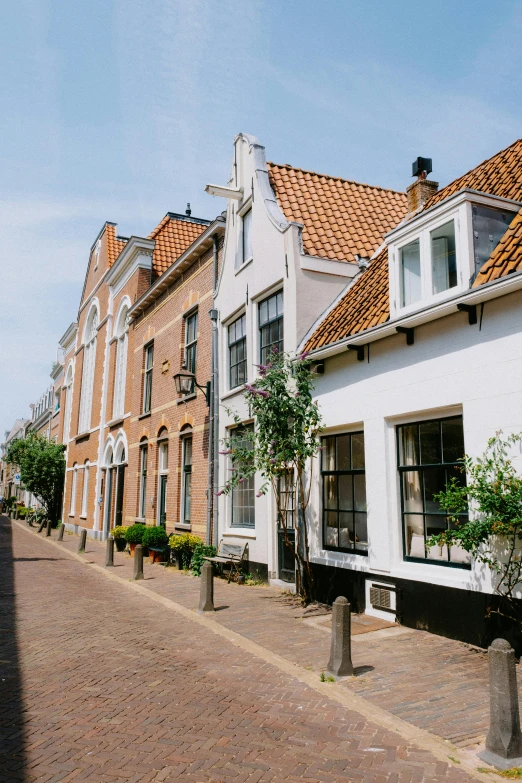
xmin=219 ymin=350 xmax=322 ymax=604
xmin=427 ymin=432 xmax=522 ymax=629
xmin=6 ymin=433 xmax=65 ymax=527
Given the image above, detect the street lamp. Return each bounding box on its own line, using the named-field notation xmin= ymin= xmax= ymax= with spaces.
xmin=173 ymin=366 xmax=211 ymax=406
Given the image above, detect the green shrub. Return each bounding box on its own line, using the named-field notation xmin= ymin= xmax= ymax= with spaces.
xmin=142 ymin=526 xmax=169 ymax=549
xmin=169 ymin=532 xmax=203 ymax=568
xmin=111 ymin=525 xmax=128 ymax=540
xmin=125 ymin=524 xmax=147 ymax=545
xmin=191 ymin=543 xmax=216 ymax=576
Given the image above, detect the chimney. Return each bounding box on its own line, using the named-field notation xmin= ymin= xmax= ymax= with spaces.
xmin=186 ymin=202 xmax=192 ymax=217
xmin=407 ymin=157 xmax=438 ymax=215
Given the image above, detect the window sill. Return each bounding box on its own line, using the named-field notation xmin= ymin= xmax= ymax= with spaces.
xmin=74 ymin=431 xmax=90 ymax=442
xmin=79 ymin=515 xmax=87 ymax=520
xmin=224 ymin=529 xmax=256 ymax=539
xmin=106 ymin=416 xmax=125 ymax=428
xmin=138 ymin=412 xmax=151 ymax=420
xmin=221 ymin=386 xmax=245 ymax=401
xmin=176 ymin=393 xmax=197 ymax=405
xmin=322 ymin=545 xmax=368 ymax=557
xmin=235 ymin=257 xmax=253 ymax=276
xmin=174 ymin=522 xmax=191 ymax=531
xmin=134 ymin=517 xmax=145 ymax=524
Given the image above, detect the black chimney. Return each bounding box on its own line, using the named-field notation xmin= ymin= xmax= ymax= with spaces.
xmin=186 ymin=202 xmax=192 ymax=217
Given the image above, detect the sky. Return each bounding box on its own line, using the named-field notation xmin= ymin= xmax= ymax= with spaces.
xmin=1 ymin=0 xmax=522 ymax=436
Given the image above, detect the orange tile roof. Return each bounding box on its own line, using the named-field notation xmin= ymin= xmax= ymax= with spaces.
xmin=106 ymin=223 xmax=127 ymax=266
xmin=148 ymin=213 xmax=210 ymax=275
xmin=267 ymin=163 xmax=407 ymax=263
xmin=305 ymin=247 xmax=390 ymax=351
xmin=473 ymin=207 xmax=522 ymax=287
xmin=423 ymin=137 xmax=522 ymax=211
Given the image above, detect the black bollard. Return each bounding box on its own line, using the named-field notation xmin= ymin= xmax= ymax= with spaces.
xmin=133 ymin=544 xmax=144 ymax=580
xmin=105 ymin=536 xmax=115 ymax=567
xmin=58 ymin=524 xmax=65 ymax=541
xmin=45 ymin=519 xmax=52 ymax=537
xmin=37 ymin=518 xmax=46 ymax=533
xmin=198 ymin=561 xmax=215 ymax=613
xmin=78 ymin=528 xmax=87 ymax=553
xmin=479 ymin=638 xmax=522 ymax=769
xmin=327 ymin=596 xmax=354 ymax=679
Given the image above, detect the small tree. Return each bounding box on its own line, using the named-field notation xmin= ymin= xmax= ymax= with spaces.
xmin=218 ymin=351 xmax=322 ymax=603
xmin=6 ymin=433 xmax=65 ymax=525
xmin=427 ymin=432 xmax=522 ymax=628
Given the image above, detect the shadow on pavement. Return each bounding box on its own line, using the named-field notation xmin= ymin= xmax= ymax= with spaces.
xmin=0 ymin=516 xmax=26 ymax=782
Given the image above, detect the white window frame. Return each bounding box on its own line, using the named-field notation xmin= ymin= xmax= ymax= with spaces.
xmin=69 ymin=464 xmax=78 ymax=516
xmin=81 ymin=462 xmax=89 ymax=518
xmin=62 ymin=363 xmax=73 ymax=443
xmin=113 ymin=301 xmax=129 ymax=419
xmin=157 ymin=439 xmax=169 ymax=526
xmin=78 ymin=304 xmax=99 ymax=433
xmin=180 ymin=434 xmax=192 ymax=525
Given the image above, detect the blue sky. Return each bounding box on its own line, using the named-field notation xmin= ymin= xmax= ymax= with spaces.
xmin=1 ymin=0 xmax=522 ymax=435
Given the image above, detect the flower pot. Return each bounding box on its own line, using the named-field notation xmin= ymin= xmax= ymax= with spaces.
xmin=129 ymin=542 xmax=137 ymax=556
xmin=149 ymin=549 xmax=165 ymax=564
xmin=115 ymin=538 xmax=127 ymax=552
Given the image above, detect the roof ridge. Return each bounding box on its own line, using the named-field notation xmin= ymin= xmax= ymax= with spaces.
xmin=267 ymin=161 xmax=406 ymax=197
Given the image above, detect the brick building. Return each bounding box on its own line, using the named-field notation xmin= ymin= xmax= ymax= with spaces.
xmin=126 ymin=215 xmax=224 ymax=540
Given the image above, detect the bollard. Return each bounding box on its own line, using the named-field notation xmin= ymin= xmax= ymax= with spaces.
xmin=58 ymin=524 xmax=65 ymax=541
xmin=327 ymin=596 xmax=354 ymax=679
xmin=45 ymin=519 xmax=52 ymax=537
xmin=479 ymin=638 xmax=522 ymax=770
xmin=37 ymin=518 xmax=46 ymax=533
xmin=198 ymin=561 xmax=215 ymax=613
xmin=133 ymin=544 xmax=144 ymax=580
xmin=78 ymin=528 xmax=87 ymax=553
xmin=105 ymin=536 xmax=114 ymax=567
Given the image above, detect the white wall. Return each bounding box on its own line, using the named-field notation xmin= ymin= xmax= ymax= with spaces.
xmin=309 ymin=288 xmax=522 ymax=596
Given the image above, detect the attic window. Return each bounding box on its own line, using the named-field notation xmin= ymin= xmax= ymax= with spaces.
xmin=472 ymin=205 xmax=516 ymax=278
xmin=93 ymin=239 xmax=101 ymax=270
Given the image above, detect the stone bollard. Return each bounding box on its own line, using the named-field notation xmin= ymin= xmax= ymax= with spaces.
xmin=58 ymin=524 xmax=65 ymax=541
xmin=45 ymin=519 xmax=52 ymax=537
xmin=198 ymin=561 xmax=215 ymax=613
xmin=37 ymin=518 xmax=46 ymax=533
xmin=479 ymin=638 xmax=522 ymax=770
xmin=327 ymin=596 xmax=354 ymax=679
xmin=78 ymin=528 xmax=87 ymax=553
xmin=133 ymin=544 xmax=144 ymax=580
xmin=105 ymin=536 xmax=114 ymax=567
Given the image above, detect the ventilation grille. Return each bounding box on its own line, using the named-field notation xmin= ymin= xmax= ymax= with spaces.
xmin=370 ymin=586 xmax=391 ymax=610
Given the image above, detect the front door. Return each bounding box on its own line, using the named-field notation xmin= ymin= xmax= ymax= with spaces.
xmin=158 ymin=474 xmax=167 ymax=528
xmin=114 ymin=465 xmax=125 ymax=528
xmin=277 ymin=471 xmax=296 ymax=583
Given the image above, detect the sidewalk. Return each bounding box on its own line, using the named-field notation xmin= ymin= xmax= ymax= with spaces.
xmin=22 ymin=520 xmax=521 ymax=753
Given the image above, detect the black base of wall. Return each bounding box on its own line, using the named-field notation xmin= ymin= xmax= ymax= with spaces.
xmin=245 ymin=560 xmax=269 ymax=582
xmin=310 ymin=562 xmax=522 ymax=656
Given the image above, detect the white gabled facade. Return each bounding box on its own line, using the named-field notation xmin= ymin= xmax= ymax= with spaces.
xmin=211 ymin=133 xmax=357 ymax=580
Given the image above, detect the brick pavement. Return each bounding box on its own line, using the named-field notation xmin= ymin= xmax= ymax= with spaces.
xmin=44 ymin=522 xmax=521 ymax=751
xmin=0 ymin=518 xmax=502 ymax=782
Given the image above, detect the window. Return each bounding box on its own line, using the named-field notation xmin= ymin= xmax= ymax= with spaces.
xmin=400 ymin=239 xmax=421 ymax=307
xmin=139 ymin=443 xmax=148 ymax=518
xmin=81 ymin=462 xmax=89 ymax=518
xmin=397 ymin=415 xmax=470 ymax=566
xmin=157 ymin=439 xmax=168 ymax=529
xmin=69 ymin=464 xmax=78 ymax=516
xmin=321 ymin=432 xmax=367 ymax=554
xmin=230 ymin=425 xmax=255 ymax=527
xmin=242 ymin=208 xmax=252 ymax=264
xmin=228 ymin=314 xmax=247 ymax=389
xmin=63 ymin=364 xmax=73 ymax=442
xmin=431 ymin=220 xmax=457 ymax=294
xmin=181 ymin=436 xmax=192 ymax=524
xmin=259 ymin=291 xmax=283 ymax=364
xmin=184 ymin=312 xmax=198 ymax=375
xmin=78 ymin=306 xmax=98 ymax=433
xmin=142 ymin=344 xmax=154 ymax=414
xmin=472 ymin=204 xmax=516 ymax=278
xmin=113 ymin=303 xmax=129 ymax=418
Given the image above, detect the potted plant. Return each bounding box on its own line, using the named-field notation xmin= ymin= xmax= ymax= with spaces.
xmin=190 ymin=542 xmax=216 ymax=576
xmin=168 ymin=532 xmax=203 ymax=570
xmin=142 ymin=526 xmax=169 ymax=563
xmin=111 ymin=525 xmax=128 ymax=552
xmin=124 ymin=524 xmax=146 ymax=556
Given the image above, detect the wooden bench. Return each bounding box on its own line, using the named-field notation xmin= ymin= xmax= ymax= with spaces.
xmin=203 ymin=540 xmax=248 ymax=583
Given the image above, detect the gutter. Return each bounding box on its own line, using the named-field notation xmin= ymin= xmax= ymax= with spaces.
xmin=207 ymin=235 xmax=220 ymax=546
xmin=307 ymin=269 xmax=522 ymax=361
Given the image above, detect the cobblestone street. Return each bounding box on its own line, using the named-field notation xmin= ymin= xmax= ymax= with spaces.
xmin=0 ymin=517 xmax=500 ymax=782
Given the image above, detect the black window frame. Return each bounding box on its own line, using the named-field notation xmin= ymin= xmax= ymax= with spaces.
xmin=142 ymin=343 xmax=154 ymax=414
xmin=259 ymin=291 xmax=283 ymax=365
xmin=184 ymin=311 xmax=198 ymax=375
xmin=321 ymin=431 xmax=368 ymax=555
xmin=228 ymin=314 xmax=247 ymax=390
xmin=397 ymin=414 xmax=470 ymax=569
xmin=230 ymin=424 xmax=255 ymax=528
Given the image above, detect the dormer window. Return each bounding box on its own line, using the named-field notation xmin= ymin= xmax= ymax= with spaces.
xmin=430 ymin=220 xmax=457 ymax=294
xmin=472 ymin=205 xmax=516 ymax=278
xmin=400 ymin=239 xmax=421 ymax=307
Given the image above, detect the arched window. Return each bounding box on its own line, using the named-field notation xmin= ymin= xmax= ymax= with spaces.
xmin=62 ymin=362 xmax=74 ymax=443
xmin=113 ymin=300 xmax=129 ymax=419
xmin=69 ymin=463 xmax=78 ymax=516
xmin=81 ymin=461 xmax=90 ymax=518
xmin=78 ymin=305 xmax=98 ymax=433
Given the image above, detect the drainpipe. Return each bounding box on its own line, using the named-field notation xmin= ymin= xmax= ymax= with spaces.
xmin=206 ymin=234 xmax=220 ymax=545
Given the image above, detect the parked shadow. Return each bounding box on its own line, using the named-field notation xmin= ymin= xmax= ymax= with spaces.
xmin=14 ymin=557 xmax=63 ymax=562
xmin=0 ymin=516 xmax=26 ymax=780
xmin=354 ymin=665 xmax=375 ymax=676
xmin=214 ymin=605 xmax=230 ymax=612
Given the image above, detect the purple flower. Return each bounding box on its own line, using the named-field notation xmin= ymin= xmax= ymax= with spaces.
xmin=239 ymin=478 xmax=244 ymax=483
xmin=272 ymin=346 xmax=279 ymax=355
xmin=298 ymin=350 xmax=310 ymax=360
xmin=270 ymin=458 xmax=276 ymax=464
xmin=258 ymin=389 xmax=270 ymax=398
xmin=244 ymin=383 xmax=257 ymax=393
xmin=256 ymin=491 xmax=263 ymax=498
xmin=215 ymin=490 xmax=224 ymax=496
xmin=219 ymin=449 xmax=232 ymax=455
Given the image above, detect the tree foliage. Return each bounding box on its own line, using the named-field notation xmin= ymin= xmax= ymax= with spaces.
xmin=427 ymin=432 xmax=522 ymax=626
xmin=218 ymin=350 xmax=322 ymax=603
xmin=6 ymin=433 xmax=65 ymax=524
